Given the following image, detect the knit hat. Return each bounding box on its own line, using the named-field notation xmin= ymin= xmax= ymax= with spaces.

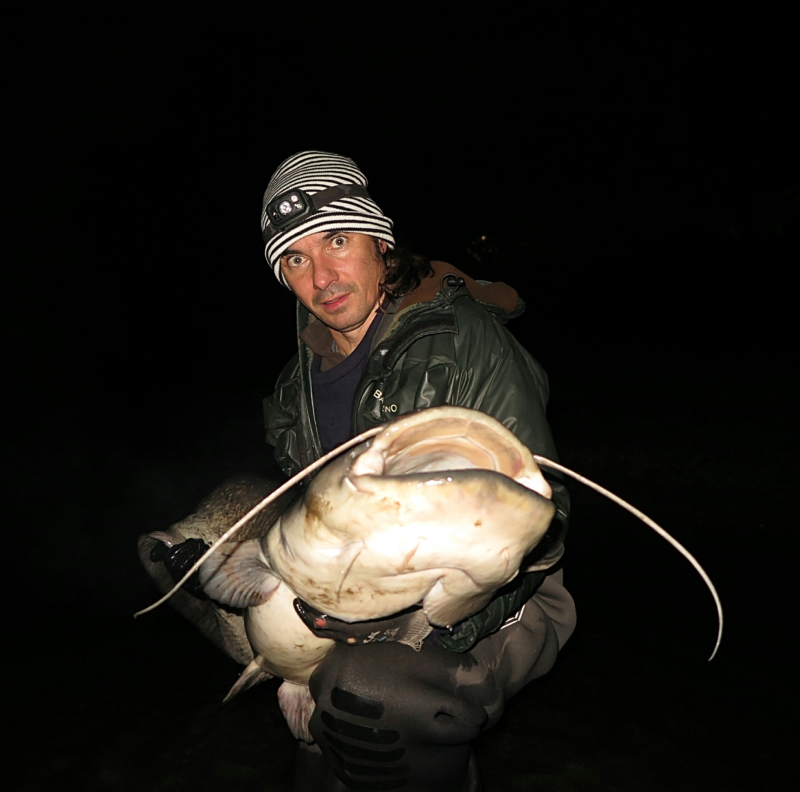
xmin=261 ymin=151 xmax=396 ymax=286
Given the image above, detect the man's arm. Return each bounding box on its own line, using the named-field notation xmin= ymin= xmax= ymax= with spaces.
xmin=449 ymin=296 xmax=569 ymax=528
xmin=263 ymin=355 xmax=305 ymax=478
xmin=437 ymin=297 xmax=570 ymax=651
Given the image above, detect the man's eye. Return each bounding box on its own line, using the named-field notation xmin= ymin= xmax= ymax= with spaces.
xmin=283 ymin=255 xmax=304 ymax=268
xmin=331 ymin=236 xmax=347 ymax=247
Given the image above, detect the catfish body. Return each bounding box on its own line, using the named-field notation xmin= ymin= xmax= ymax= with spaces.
xmin=141 ymin=407 xmax=560 ymax=738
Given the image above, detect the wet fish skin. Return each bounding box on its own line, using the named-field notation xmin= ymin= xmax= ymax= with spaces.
xmin=199 ymin=407 xmax=558 ymax=630
xmin=140 ymin=405 xmax=725 ymax=743
xmin=261 ymin=454 xmax=556 ymax=627
xmin=141 ymin=407 xmax=559 ymax=739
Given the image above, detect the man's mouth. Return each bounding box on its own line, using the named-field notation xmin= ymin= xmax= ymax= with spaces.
xmin=318 ymin=292 xmax=350 ymax=311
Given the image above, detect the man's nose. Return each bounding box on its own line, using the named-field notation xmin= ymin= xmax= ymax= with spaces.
xmin=312 ymin=255 xmax=338 ymax=291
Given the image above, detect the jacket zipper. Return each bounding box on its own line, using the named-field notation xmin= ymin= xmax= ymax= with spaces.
xmin=349 ymin=296 xmax=460 ymax=435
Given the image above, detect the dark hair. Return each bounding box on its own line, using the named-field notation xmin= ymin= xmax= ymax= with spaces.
xmin=376 ymin=241 xmax=433 ymax=300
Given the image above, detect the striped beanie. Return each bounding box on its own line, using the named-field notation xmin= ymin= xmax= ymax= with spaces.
xmin=261 ymin=151 xmax=395 ymax=286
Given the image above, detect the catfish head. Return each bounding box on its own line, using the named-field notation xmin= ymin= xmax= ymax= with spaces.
xmin=201 ymin=407 xmax=560 ymax=629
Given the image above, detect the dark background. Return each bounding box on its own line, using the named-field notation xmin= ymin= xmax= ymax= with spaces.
xmin=6 ymin=8 xmax=797 ymax=791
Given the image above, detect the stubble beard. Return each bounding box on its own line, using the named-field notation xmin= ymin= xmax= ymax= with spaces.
xmin=311 ymin=249 xmax=385 ymax=333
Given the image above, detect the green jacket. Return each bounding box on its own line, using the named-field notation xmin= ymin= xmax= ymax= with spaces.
xmin=263 ymin=261 xmax=569 ymax=651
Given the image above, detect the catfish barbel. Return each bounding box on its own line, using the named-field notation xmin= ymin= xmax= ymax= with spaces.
xmin=137 ymin=406 xmax=722 ymax=740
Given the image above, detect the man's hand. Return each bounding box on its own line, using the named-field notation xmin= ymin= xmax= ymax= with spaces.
xmin=294 ymin=598 xmax=436 ymax=650
xmin=149 ymin=538 xmax=210 ymax=600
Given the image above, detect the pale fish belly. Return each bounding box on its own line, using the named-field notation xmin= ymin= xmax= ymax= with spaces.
xmin=244 ymin=582 xmax=333 ymax=683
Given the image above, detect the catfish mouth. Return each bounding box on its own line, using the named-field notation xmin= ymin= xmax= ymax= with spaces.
xmin=347 ymin=409 xmax=552 ymax=499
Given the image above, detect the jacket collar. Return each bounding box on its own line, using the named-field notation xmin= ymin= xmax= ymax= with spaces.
xmin=398 ymin=260 xmax=520 ymax=315
xmin=296 ymin=260 xmax=522 ymax=359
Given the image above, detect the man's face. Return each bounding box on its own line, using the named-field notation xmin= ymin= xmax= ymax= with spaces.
xmin=280 ymin=231 xmax=387 ymax=342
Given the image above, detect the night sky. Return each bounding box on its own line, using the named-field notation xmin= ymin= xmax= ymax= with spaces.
xmin=7 ymin=9 xmax=797 ymax=791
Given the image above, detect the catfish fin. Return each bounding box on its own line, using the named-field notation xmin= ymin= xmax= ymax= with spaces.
xmin=277 ymin=681 xmax=315 ymax=743
xmin=199 ymin=540 xmax=280 ymax=608
xmin=422 ymin=577 xmax=494 ymax=628
xmin=223 ymin=655 xmax=274 ymax=703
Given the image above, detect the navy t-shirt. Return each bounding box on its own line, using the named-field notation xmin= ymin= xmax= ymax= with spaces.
xmin=310 ymin=313 xmax=382 ymax=452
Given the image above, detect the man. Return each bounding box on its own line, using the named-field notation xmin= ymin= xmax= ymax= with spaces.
xmin=260 ymin=151 xmax=576 ymax=792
